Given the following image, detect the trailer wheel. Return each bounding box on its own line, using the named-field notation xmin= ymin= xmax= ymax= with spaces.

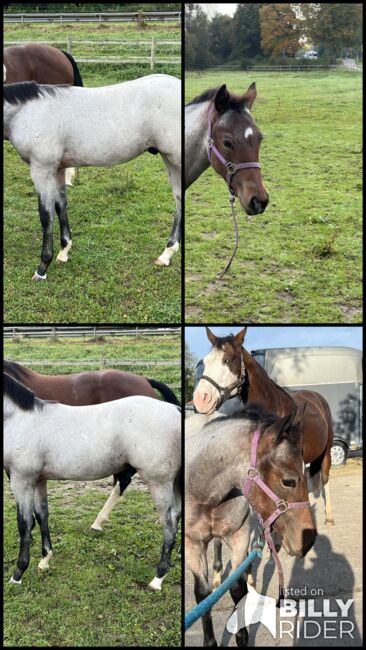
xmin=331 ymin=441 xmax=348 ymax=466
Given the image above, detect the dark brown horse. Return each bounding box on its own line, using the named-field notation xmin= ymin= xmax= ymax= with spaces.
xmin=193 ymin=327 xmax=334 ymax=587
xmin=3 ymin=43 xmax=83 ymax=86
xmin=4 ymin=360 xmax=180 ymax=531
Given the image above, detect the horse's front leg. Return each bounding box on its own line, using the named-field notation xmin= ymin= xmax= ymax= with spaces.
xmin=225 ymin=525 xmax=251 ymax=647
xmin=9 ymin=474 xmax=36 ymax=584
xmin=186 ymin=537 xmax=217 ymax=647
xmin=34 ymin=479 xmax=53 ymax=571
xmin=155 ymin=157 xmax=181 ymax=266
xmin=55 ymin=170 xmax=72 ymax=264
xmin=30 ymin=164 xmax=58 ymax=280
xmin=212 ymin=538 xmax=223 ymax=589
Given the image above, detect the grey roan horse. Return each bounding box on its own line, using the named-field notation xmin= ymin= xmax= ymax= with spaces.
xmin=4 ymin=372 xmax=181 ymax=588
xmin=185 ymin=403 xmax=316 ymax=646
xmin=4 ymin=74 xmax=181 ymax=279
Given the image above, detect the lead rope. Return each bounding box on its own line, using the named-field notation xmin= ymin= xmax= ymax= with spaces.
xmin=216 ymin=193 xmax=239 ymax=280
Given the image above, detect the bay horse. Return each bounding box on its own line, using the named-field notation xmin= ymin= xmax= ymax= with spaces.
xmin=186 ymin=402 xmax=316 ymax=647
xmin=185 ymin=82 xmax=268 ymax=214
xmin=4 ymin=43 xmax=83 ymax=186
xmin=4 ymin=372 xmax=181 ymax=588
xmin=4 ymin=75 xmax=181 ymax=279
xmin=193 ymin=327 xmax=334 ymax=588
xmin=4 ymin=360 xmax=179 ymax=532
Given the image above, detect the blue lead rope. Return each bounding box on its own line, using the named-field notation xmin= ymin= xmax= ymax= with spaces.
xmin=184 ymin=548 xmax=262 ymax=631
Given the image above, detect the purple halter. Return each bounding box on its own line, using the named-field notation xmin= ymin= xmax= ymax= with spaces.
xmin=207 ymin=106 xmax=261 ymax=195
xmin=243 ymin=429 xmax=310 ymax=600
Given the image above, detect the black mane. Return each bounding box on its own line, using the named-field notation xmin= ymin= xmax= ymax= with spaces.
xmin=186 ymin=87 xmax=246 ymax=112
xmin=3 ymin=360 xmax=27 ymax=382
xmin=3 ymin=372 xmax=39 ymax=411
xmin=4 ymin=81 xmax=59 ymax=105
xmin=208 ymin=401 xmax=278 ymax=429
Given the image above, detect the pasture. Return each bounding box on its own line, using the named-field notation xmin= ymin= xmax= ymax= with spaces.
xmin=185 ymin=71 xmax=362 ymax=323
xmin=4 ymin=333 xmax=181 ymax=647
xmin=4 ymin=21 xmax=181 ymax=324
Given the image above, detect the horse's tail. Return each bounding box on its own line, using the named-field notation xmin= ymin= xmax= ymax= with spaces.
xmin=61 ymin=50 xmax=83 ymax=87
xmin=147 ymin=378 xmax=180 ymax=406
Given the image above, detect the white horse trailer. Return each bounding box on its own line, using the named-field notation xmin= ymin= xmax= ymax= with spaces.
xmin=251 ymin=346 xmax=362 ymax=466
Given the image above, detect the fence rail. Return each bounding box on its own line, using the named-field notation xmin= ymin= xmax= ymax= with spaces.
xmin=4 ymin=326 xmax=181 ymax=339
xmin=4 ymin=12 xmax=181 ymax=24
xmin=4 ymin=38 xmax=180 ymax=70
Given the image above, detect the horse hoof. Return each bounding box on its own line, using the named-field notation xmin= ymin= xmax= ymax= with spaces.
xmin=90 ymin=524 xmax=103 ymax=532
xmin=212 ymin=571 xmax=222 ymax=590
xmin=9 ymin=576 xmax=22 ymax=585
xmin=148 ymin=575 xmax=166 ymax=591
xmin=325 ymin=519 xmax=335 ymax=526
xmin=154 ymin=257 xmax=169 ymax=267
xmin=32 ymin=271 xmax=47 ymax=281
xmin=56 ymin=252 xmax=68 ymax=263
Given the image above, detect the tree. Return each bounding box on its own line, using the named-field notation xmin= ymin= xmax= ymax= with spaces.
xmin=185 ymin=3 xmax=215 ymax=69
xmin=301 ymin=3 xmax=363 ymax=59
xmin=260 ymin=3 xmax=301 ymax=57
xmin=231 ymin=4 xmax=263 ymax=63
xmin=185 ymin=343 xmax=198 ymax=404
xmin=209 ymin=14 xmax=233 ymax=64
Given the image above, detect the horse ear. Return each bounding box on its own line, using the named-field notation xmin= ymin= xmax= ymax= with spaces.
xmin=234 ymin=327 xmax=247 ymax=347
xmin=268 ymin=408 xmax=298 ymax=441
xmin=206 ymin=326 xmax=217 ymax=345
xmin=214 ymin=85 xmax=230 ymax=114
xmin=243 ymin=82 xmax=257 ymax=109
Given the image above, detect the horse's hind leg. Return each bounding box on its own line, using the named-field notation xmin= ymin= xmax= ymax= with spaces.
xmin=212 ymin=538 xmax=223 ymax=589
xmin=9 ymin=474 xmax=35 ymax=584
xmin=321 ymin=450 xmax=334 ymax=526
xmin=34 ymin=479 xmax=53 ymax=571
xmin=155 ymin=156 xmax=181 ymax=267
xmin=90 ymin=466 xmax=136 ymax=531
xmin=54 ymin=170 xmax=72 ymax=264
xmin=148 ymin=478 xmax=181 ymax=590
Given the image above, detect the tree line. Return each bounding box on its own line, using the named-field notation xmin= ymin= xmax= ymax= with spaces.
xmin=185 ymin=3 xmax=363 ymax=69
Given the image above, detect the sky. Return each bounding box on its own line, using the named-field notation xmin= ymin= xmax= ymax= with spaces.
xmin=185 ymin=326 xmax=363 ymax=361
xmin=199 ymin=3 xmax=238 ymax=18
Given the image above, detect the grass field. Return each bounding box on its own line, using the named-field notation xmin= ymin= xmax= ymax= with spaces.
xmin=185 ymin=71 xmax=362 ymax=323
xmin=4 ymin=333 xmax=182 ymax=647
xmin=4 ymin=22 xmax=181 ymax=324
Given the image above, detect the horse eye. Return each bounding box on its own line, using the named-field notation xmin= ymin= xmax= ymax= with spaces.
xmin=225 ymin=358 xmax=232 ymax=365
xmin=223 ymin=140 xmax=232 ymax=148
xmin=282 ymin=479 xmax=296 ymax=488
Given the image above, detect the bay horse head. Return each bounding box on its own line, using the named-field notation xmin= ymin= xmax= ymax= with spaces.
xmin=208 ymin=82 xmax=269 ymax=215
xmin=193 ymin=326 xmax=247 ymax=414
xmin=248 ymin=407 xmax=316 ymax=558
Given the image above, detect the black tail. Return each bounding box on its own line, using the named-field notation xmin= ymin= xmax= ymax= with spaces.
xmin=147 ymin=378 xmax=180 ymax=406
xmin=61 ymin=50 xmax=83 ymax=87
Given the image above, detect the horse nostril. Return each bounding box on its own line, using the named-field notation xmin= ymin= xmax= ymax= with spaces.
xmin=250 ymin=197 xmax=268 ymax=214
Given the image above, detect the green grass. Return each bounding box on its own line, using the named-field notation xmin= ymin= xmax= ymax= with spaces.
xmin=4 ymin=334 xmax=181 ymax=402
xmin=4 ymin=481 xmax=181 ymax=647
xmin=185 ymin=71 xmax=362 ymax=323
xmin=4 ymin=23 xmax=181 ymax=324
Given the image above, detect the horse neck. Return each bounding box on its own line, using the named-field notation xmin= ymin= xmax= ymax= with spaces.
xmin=3 ymin=101 xmax=19 ymax=139
xmin=243 ymin=349 xmax=295 ymax=415
xmin=185 ymin=101 xmax=211 ymax=189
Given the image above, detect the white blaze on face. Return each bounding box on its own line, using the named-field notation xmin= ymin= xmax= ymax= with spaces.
xmin=244 ymin=127 xmax=253 ymax=139
xmin=193 ymin=347 xmax=239 ymax=414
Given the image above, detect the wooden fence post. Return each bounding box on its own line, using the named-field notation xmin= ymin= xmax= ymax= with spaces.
xmin=67 ymin=35 xmax=72 ymax=54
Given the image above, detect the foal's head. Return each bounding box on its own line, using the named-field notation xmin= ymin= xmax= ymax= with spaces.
xmin=193 ymin=327 xmax=247 ymax=414
xmin=209 ymin=83 xmax=269 ymax=215
xmin=252 ymin=408 xmax=316 ymax=557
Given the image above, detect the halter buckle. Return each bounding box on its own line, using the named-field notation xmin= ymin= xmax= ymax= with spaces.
xmin=276 ymin=499 xmax=288 ymax=513
xmin=225 ymin=161 xmax=236 ymax=173
xmin=248 ymin=468 xmax=258 ymax=478
xmin=207 ymin=137 xmax=213 ymax=147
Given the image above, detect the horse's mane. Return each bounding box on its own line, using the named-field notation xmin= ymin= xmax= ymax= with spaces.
xmin=186 ymin=87 xmax=247 ymax=112
xmin=3 ymin=81 xmax=58 ymax=105
xmin=3 ymin=372 xmax=39 ymax=411
xmin=3 ymin=360 xmax=28 ymax=382
xmin=205 ymin=401 xmax=278 ymax=429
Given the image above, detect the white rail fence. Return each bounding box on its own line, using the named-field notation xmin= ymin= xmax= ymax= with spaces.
xmin=4 ymin=38 xmax=180 ymax=70
xmin=4 ymin=11 xmax=181 ymax=24
xmin=4 ymin=326 xmax=181 ymax=338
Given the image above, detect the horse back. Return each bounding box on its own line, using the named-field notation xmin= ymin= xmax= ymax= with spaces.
xmin=4 ymin=43 xmax=74 ymax=85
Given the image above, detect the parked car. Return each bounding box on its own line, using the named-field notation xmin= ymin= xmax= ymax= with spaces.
xmin=303 ymin=50 xmax=318 ymax=60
